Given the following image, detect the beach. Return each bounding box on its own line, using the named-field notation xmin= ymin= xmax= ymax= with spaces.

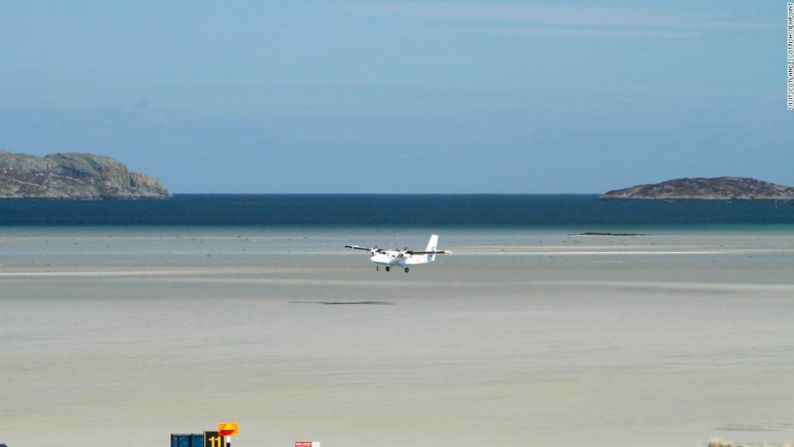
xmin=1 ymin=227 xmax=793 ymax=447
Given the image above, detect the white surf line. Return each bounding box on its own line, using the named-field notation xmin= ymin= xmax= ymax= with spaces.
xmin=455 ymin=247 xmax=794 ymax=255
xmin=0 ymin=274 xmax=493 ymax=288
xmin=0 ymin=266 xmax=363 ymax=278
xmin=6 ymin=248 xmax=792 ymax=257
xmin=178 ymin=277 xmax=497 ymax=288
xmin=454 ymin=250 xmax=734 ymax=256
xmin=334 ymin=248 xmax=794 ymax=256
xmin=0 ymin=270 xmax=208 ymax=278
xmin=536 ymin=279 xmax=794 ymax=293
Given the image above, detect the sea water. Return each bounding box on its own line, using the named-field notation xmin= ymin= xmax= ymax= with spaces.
xmin=2 ymin=194 xmax=794 ymax=225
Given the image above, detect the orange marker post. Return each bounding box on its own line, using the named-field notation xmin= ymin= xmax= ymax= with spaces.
xmin=218 ymin=422 xmax=238 ymax=447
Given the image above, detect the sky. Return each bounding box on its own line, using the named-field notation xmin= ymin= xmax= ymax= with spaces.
xmin=0 ymin=0 xmax=791 ymax=193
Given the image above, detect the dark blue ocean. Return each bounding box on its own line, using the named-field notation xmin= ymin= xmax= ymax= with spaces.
xmin=1 ymin=194 xmax=794 ymax=226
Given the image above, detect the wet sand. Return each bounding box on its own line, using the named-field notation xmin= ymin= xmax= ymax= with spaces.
xmin=1 ymin=228 xmax=793 ymax=447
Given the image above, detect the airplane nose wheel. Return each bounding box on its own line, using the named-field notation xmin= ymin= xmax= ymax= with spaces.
xmin=376 ymin=266 xmax=380 ymax=271
xmin=404 ymin=267 xmax=410 ymax=273
xmin=385 ymin=266 xmax=391 ymax=272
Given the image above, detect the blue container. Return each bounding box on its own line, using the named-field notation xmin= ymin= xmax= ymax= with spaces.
xmin=171 ymin=434 xmax=204 ymax=447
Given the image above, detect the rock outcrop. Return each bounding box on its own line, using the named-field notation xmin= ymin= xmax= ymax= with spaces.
xmin=601 ymin=177 xmax=794 ymax=200
xmin=0 ymin=150 xmax=169 ymax=199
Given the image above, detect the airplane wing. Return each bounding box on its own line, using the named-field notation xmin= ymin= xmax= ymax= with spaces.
xmin=345 ymin=245 xmax=373 ymax=251
xmin=345 ymin=245 xmax=388 ymax=253
xmin=406 ymin=250 xmax=452 ymax=255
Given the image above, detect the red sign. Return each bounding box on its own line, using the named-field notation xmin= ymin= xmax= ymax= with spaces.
xmin=218 ymin=422 xmax=238 ymax=437
xmin=295 ymin=442 xmax=313 ymax=447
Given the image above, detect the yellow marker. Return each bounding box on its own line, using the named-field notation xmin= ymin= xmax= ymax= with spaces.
xmin=218 ymin=422 xmax=239 ymax=437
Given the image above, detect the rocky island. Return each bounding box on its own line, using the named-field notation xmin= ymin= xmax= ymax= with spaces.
xmin=0 ymin=150 xmax=169 ymax=199
xmin=601 ymin=177 xmax=794 ymax=201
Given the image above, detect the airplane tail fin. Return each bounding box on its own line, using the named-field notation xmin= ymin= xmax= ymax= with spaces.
xmin=426 ymin=234 xmax=439 ymax=261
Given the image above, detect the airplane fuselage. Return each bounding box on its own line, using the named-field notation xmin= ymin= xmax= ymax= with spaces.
xmin=370 ymin=251 xmax=431 ymax=268
xmin=346 ymin=234 xmax=448 ymax=273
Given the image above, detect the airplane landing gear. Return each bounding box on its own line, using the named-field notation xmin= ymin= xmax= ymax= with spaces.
xmin=376 ymin=266 xmax=380 ymax=271
xmin=385 ymin=266 xmax=391 ymax=272
xmin=404 ymin=267 xmax=410 ymax=273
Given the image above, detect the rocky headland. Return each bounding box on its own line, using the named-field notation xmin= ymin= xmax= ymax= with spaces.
xmin=601 ymin=177 xmax=794 ymax=201
xmin=0 ymin=150 xmax=169 ymax=199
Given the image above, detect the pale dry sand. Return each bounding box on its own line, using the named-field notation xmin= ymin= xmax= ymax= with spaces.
xmin=1 ymin=228 xmax=793 ymax=447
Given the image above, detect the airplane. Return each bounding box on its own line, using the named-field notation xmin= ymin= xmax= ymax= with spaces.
xmin=345 ymin=234 xmax=451 ymax=273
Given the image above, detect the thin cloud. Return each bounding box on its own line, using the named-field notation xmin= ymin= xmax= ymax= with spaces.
xmin=338 ymin=2 xmax=775 ymax=38
xmin=453 ymin=26 xmax=698 ymax=39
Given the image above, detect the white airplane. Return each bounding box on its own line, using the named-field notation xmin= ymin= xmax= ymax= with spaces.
xmin=345 ymin=234 xmax=451 ymax=273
